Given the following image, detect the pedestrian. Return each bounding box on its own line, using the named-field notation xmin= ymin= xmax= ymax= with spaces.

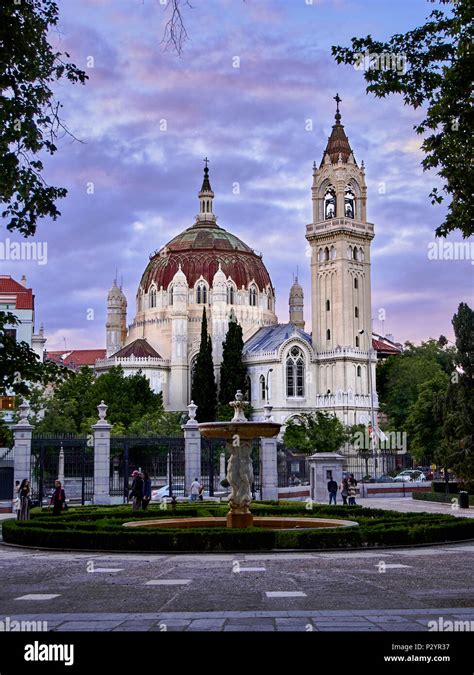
xmin=198 ymin=482 xmax=204 ymax=501
xmin=141 ymin=470 xmax=151 ymax=510
xmin=327 ymin=476 xmax=338 ymax=505
xmin=12 ymin=480 xmax=20 ymax=516
xmin=340 ymin=478 xmax=349 ymax=506
xmin=50 ymin=480 xmax=66 ymax=515
xmin=129 ymin=470 xmax=144 ymax=511
xmin=17 ymin=479 xmax=31 ymax=521
xmin=348 ymin=473 xmax=358 ymax=505
xmin=189 ymin=477 xmax=200 ymax=502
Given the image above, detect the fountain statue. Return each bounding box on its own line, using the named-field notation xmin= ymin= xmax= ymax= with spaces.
xmin=199 ymin=390 xmax=281 ymax=527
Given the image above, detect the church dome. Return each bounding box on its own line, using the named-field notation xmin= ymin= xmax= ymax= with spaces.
xmin=139 ymin=165 xmax=273 ymax=293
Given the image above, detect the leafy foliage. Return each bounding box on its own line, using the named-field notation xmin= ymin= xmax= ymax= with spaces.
xmin=332 ymin=0 xmax=473 ymax=238
xmin=283 ymin=411 xmax=354 ymax=454
xmin=0 ymin=0 xmax=87 ymax=236
xmin=190 ymin=308 xmax=217 ymax=422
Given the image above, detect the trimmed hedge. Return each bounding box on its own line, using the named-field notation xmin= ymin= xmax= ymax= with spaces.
xmin=2 ymin=502 xmax=473 ymax=551
xmin=413 ymin=491 xmax=474 ymax=506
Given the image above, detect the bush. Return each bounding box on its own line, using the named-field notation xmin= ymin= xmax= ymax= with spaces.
xmin=2 ymin=501 xmax=473 ymax=552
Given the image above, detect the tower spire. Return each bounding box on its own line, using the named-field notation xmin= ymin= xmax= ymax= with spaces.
xmin=195 ymin=158 xmax=217 ymax=226
xmin=320 ymin=94 xmax=355 ymax=167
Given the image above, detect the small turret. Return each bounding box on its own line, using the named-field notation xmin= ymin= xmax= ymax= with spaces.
xmin=289 ymin=274 xmax=305 ymax=330
xmin=106 ymin=279 xmax=127 ymax=357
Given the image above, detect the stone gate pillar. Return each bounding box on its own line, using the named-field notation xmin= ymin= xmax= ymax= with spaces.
xmin=13 ymin=402 xmax=33 ymax=492
xmin=260 ymin=403 xmax=278 ymax=500
xmin=92 ymin=400 xmax=112 ymax=505
xmin=183 ymin=401 xmax=201 ymax=497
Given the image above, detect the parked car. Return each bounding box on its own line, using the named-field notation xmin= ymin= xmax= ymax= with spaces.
xmin=376 ymin=474 xmax=397 ymax=483
xmin=151 ymin=484 xmax=186 ymax=501
xmin=393 ymin=470 xmax=426 ymax=482
xmin=415 ymin=466 xmax=434 ymax=480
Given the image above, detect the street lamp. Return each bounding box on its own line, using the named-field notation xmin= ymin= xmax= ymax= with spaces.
xmin=265 ymin=368 xmax=273 ymax=404
xmin=358 ymin=329 xmax=377 ymax=479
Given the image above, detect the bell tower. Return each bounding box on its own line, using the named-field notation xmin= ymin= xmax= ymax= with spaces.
xmin=306 ymin=95 xmax=377 ymax=423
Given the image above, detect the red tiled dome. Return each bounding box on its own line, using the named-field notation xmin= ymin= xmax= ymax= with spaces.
xmin=139 ymin=223 xmax=273 ymax=292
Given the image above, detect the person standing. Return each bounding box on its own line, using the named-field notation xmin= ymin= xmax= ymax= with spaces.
xmin=50 ymin=480 xmax=66 ymax=515
xmin=340 ymin=478 xmax=349 ymax=506
xmin=189 ymin=477 xmax=200 ymax=502
xmin=348 ymin=474 xmax=358 ymax=506
xmin=327 ymin=477 xmax=338 ymax=505
xmin=141 ymin=470 xmax=152 ymax=510
xmin=198 ymin=482 xmax=204 ymax=501
xmin=12 ymin=480 xmax=20 ymax=516
xmin=129 ymin=470 xmax=144 ymax=511
xmin=17 ymin=479 xmax=31 ymax=521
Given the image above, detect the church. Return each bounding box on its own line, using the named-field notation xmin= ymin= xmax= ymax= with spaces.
xmin=95 ymin=100 xmax=379 ymax=427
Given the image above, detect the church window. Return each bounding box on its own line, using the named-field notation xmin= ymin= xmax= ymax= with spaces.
xmin=245 ymin=375 xmax=252 ymax=403
xmin=249 ymin=286 xmax=257 ymax=307
xmin=353 ymin=247 xmax=358 ymax=261
xmin=347 ymin=246 xmax=353 ymax=259
xmin=355 ymin=336 xmax=360 ymax=347
xmin=196 ymin=282 xmax=207 ymax=304
xmin=345 ymin=185 xmax=355 ymax=219
xmin=354 ymin=277 xmax=358 ymax=289
xmin=267 ymin=294 xmax=272 ymax=310
xmin=318 ymin=248 xmax=324 ymax=263
xmin=359 ymin=247 xmax=365 ymax=261
xmin=355 ymin=306 xmax=359 ymax=318
xmin=324 ymin=247 xmax=330 ymax=261
xmin=324 ymin=186 xmax=336 ymax=219
xmin=357 ymin=365 xmax=361 ymax=377
xmin=227 ymin=285 xmax=235 ymax=305
xmin=286 ymin=346 xmax=305 ymax=397
xmin=260 ymin=375 xmax=266 ymax=401
xmin=326 ymin=299 xmax=330 ymax=311
xmin=326 ymin=329 xmax=331 ymax=340
xmin=149 ymin=288 xmax=157 ymax=308
xmin=330 ymin=245 xmax=336 ymax=260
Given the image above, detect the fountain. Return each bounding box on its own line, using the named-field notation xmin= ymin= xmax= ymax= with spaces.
xmin=198 ymin=390 xmax=280 ymax=528
xmin=123 ymin=391 xmax=359 ymax=536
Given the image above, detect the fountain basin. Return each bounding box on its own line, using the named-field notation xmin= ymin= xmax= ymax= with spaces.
xmin=123 ymin=516 xmax=359 ymax=530
xmin=198 ymin=421 xmax=281 ymax=439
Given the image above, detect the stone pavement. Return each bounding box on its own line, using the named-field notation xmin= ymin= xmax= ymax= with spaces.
xmin=2 ymin=607 xmax=473 ymax=632
xmin=357 ymin=497 xmax=474 ymax=518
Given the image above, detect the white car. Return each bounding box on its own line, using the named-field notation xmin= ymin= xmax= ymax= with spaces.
xmin=393 ymin=470 xmax=426 ymax=482
xmin=151 ymin=484 xmax=185 ymax=501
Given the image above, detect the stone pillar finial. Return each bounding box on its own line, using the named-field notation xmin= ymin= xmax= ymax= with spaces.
xmin=263 ymin=402 xmax=273 ymax=421
xmin=97 ymin=400 xmax=108 ymax=422
xmin=18 ymin=401 xmax=30 ymax=422
xmin=187 ymin=400 xmax=197 ymax=422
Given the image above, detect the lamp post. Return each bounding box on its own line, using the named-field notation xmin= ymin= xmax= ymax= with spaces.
xmin=358 ymin=329 xmax=377 ymax=479
xmin=265 ymin=368 xmax=273 ymax=404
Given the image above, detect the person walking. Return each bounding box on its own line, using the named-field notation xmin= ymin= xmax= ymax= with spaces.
xmin=129 ymin=470 xmax=144 ymax=511
xmin=198 ymin=482 xmax=205 ymax=501
xmin=50 ymin=480 xmax=66 ymax=515
xmin=141 ymin=470 xmax=152 ymax=510
xmin=12 ymin=480 xmax=20 ymax=516
xmin=348 ymin=474 xmax=358 ymax=505
xmin=327 ymin=477 xmax=338 ymax=505
xmin=189 ymin=477 xmax=200 ymax=502
xmin=17 ymin=479 xmax=31 ymax=521
xmin=340 ymin=478 xmax=349 ymax=506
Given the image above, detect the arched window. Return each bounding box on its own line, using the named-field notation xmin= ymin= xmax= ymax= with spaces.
xmin=260 ymin=375 xmax=266 ymax=401
xmin=324 ymin=186 xmax=336 ymax=219
xmin=330 ymin=245 xmax=336 ymax=260
xmin=355 ymin=336 xmax=360 ymax=348
xmin=359 ymin=247 xmax=365 ymax=261
xmin=347 ymin=245 xmax=353 ymax=259
xmin=326 ymin=299 xmax=330 ymax=311
xmin=345 ymin=185 xmax=355 ymax=219
xmin=354 ymin=277 xmax=358 ymax=289
xmin=245 ymin=375 xmax=252 ymax=403
xmin=324 ymin=247 xmax=330 ymax=261
xmin=326 ymin=329 xmax=331 ymax=340
xmin=169 ymin=286 xmax=173 ymax=306
xmin=227 ymin=285 xmax=235 ymax=305
xmin=267 ymin=294 xmax=272 ymax=310
xmin=286 ymin=346 xmax=305 ymax=397
xmin=357 ymin=365 xmax=361 ymax=377
xmin=355 ymin=306 xmax=359 ymax=318
xmin=353 ymin=247 xmax=358 ymax=261
xmin=149 ymin=288 xmax=157 ymax=308
xmin=318 ymin=248 xmax=324 ymax=263
xmin=249 ymin=286 xmax=257 ymax=307
xmin=196 ymin=282 xmax=207 ymax=304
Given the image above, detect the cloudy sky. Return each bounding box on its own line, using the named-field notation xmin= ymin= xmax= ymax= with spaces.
xmin=2 ymin=0 xmax=472 ymax=350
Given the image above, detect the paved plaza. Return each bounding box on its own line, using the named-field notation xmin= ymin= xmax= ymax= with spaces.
xmin=0 ymin=535 xmax=472 ymax=631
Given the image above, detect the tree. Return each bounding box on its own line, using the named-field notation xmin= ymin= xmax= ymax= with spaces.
xmin=0 ymin=312 xmax=69 ymax=397
xmin=218 ymin=314 xmax=247 ymax=420
xmin=0 ymin=0 xmax=87 ymax=237
xmin=406 ymin=371 xmax=450 ymax=464
xmin=283 ymin=411 xmax=351 ymax=454
xmin=332 ymin=0 xmax=473 ymax=238
xmin=128 ymin=411 xmax=183 ymax=437
xmin=191 ymin=308 xmax=217 ymax=422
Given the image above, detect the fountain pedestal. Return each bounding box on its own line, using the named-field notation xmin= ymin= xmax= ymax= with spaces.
xmin=227 ymin=512 xmax=253 ymax=528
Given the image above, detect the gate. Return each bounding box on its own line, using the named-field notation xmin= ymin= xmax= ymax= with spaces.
xmin=110 ymin=437 xmax=185 ymax=500
xmin=31 ymin=435 xmax=93 ymax=505
xmin=0 ymin=467 xmax=13 ymax=500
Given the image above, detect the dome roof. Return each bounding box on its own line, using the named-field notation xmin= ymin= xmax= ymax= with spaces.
xmin=140 ymin=222 xmax=273 ymax=293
